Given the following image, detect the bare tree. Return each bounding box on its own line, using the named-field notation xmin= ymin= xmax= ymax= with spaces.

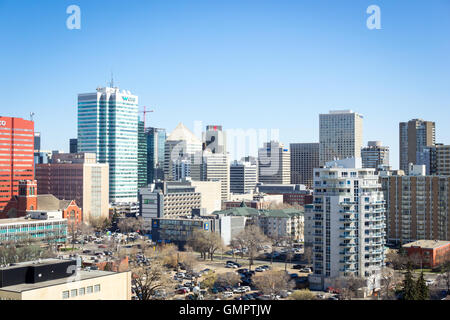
xmin=132 ymin=259 xmax=174 ymax=300
xmin=233 ymin=225 xmax=268 ymax=270
xmin=332 ymin=276 xmax=367 ymax=300
xmin=179 ymin=249 xmax=199 ymax=273
xmin=386 ymin=249 xmax=409 ymax=270
xmin=289 ymin=289 xmax=316 ymax=300
xmin=380 ymin=267 xmax=402 ymax=300
xmin=188 ymin=230 xmax=224 ymax=261
xmin=438 ymin=251 xmax=450 ymax=294
xmin=188 ymin=230 xmax=209 ymax=260
xmin=215 ymin=272 xmax=241 ymax=288
xmin=253 ymin=270 xmax=294 ymax=298
xmin=89 ymin=216 xmax=111 ymax=233
xmin=303 ymin=246 xmax=313 ymax=265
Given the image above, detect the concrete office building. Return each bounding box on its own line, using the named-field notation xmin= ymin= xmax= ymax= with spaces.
xmin=139 ymin=181 xmax=202 ymax=229
xmin=191 ymin=150 xmax=230 ymax=201
xmin=146 ymin=127 xmax=166 ymax=184
xmin=150 ymin=214 xmax=246 ymax=247
xmin=258 ymin=141 xmax=291 ymax=185
xmin=290 ymin=143 xmax=319 ymax=189
xmin=216 ymin=205 xmax=304 ymax=241
xmin=164 ymin=123 xmax=202 ymax=181
xmin=35 ymin=153 xmax=109 ymax=222
xmin=230 ymin=160 xmax=258 ymax=194
xmin=319 ymin=110 xmax=363 ymax=167
xmin=380 ymin=165 xmax=450 ymax=244
xmin=361 ymin=141 xmax=390 ymax=171
xmin=0 ymin=259 xmax=131 ymax=300
xmin=0 ymin=117 xmax=34 ymax=213
xmin=77 ymin=86 xmax=139 ymax=203
xmin=399 ymin=119 xmax=435 ymax=174
xmin=190 ymin=180 xmax=222 ymax=214
xmin=307 ymin=158 xmax=385 ymax=293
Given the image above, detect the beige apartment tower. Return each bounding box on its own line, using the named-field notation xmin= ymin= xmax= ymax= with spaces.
xmin=380 ymin=169 xmax=450 ymax=244
xmin=319 ymin=110 xmax=363 ymax=167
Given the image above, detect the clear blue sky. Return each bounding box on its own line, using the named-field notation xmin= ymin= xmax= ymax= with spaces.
xmin=0 ymin=0 xmax=449 ymax=169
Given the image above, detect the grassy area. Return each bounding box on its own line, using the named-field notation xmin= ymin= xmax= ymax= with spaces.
xmin=59 ymin=247 xmax=80 ymax=252
xmin=413 ymin=268 xmax=435 ymax=274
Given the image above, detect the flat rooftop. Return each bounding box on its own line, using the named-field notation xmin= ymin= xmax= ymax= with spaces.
xmin=403 ymin=240 xmax=450 ymax=250
xmin=0 ymin=269 xmax=118 ymax=293
xmin=0 ymin=258 xmax=68 ymax=271
xmin=0 ymin=217 xmax=65 ymax=225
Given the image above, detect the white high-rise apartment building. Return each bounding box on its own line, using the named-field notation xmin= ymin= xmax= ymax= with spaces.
xmin=319 ymin=110 xmax=363 ymax=167
xmin=258 ymin=141 xmax=291 ymax=184
xmin=78 ymin=86 xmax=138 ymax=203
xmin=307 ymin=158 xmax=386 ymax=293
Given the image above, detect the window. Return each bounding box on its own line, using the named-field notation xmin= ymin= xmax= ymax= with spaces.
xmin=87 ymin=286 xmax=93 ymax=294
xmin=71 ymin=289 xmax=78 ymax=297
xmin=62 ymin=291 xmax=70 ymax=299
xmin=79 ymin=288 xmax=85 ymax=296
xmin=94 ymin=284 xmax=101 ymax=293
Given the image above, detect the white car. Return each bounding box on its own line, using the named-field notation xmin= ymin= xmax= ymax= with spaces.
xmin=233 ymin=288 xmax=246 ymax=294
xmin=222 ymin=291 xmax=233 ymax=298
xmin=241 ymin=286 xmax=251 ymax=292
xmin=425 ymin=279 xmax=435 ymax=286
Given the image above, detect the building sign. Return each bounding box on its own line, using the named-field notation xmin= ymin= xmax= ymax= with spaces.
xmin=204 ymin=222 xmax=209 ymax=231
xmin=121 ymin=96 xmax=136 ymax=103
xmin=0 ymin=121 xmax=6 ymax=126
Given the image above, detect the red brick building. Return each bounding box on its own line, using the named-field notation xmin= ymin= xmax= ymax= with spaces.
xmin=0 ymin=180 xmax=82 ymax=224
xmin=0 ymin=117 xmax=34 ymax=213
xmin=403 ymin=240 xmax=450 ymax=268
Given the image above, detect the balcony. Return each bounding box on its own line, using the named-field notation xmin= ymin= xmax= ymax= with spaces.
xmin=340 ymin=234 xmax=358 ymax=239
xmin=339 ymin=226 xmax=357 ymax=231
xmin=339 ymin=260 xmax=357 ymax=264
xmin=339 ymin=243 xmax=358 ymax=247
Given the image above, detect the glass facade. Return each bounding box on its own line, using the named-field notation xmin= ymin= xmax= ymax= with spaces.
xmin=78 ymin=87 xmax=139 ymax=202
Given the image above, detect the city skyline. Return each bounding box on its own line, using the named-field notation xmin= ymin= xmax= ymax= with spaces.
xmin=1 ymin=0 xmax=449 ymax=170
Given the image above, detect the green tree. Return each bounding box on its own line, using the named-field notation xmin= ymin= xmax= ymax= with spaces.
xmin=415 ymin=271 xmax=429 ymax=300
xmin=402 ymin=263 xmax=417 ymax=300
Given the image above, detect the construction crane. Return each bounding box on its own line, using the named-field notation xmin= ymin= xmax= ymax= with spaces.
xmin=140 ymin=106 xmax=154 ymax=129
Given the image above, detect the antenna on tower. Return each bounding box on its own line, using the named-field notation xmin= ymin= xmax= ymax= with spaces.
xmin=108 ymin=71 xmax=115 ymax=88
xmin=30 ymin=112 xmax=35 ymax=122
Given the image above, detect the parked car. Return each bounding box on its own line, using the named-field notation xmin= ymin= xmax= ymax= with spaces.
xmin=176 ymin=288 xmax=189 ymax=294
xmin=222 ymin=291 xmax=233 ymax=298
xmin=255 ymin=267 xmax=265 ymax=272
xmin=300 ymin=268 xmax=312 ymax=273
xmin=233 ymin=287 xmax=246 ymax=294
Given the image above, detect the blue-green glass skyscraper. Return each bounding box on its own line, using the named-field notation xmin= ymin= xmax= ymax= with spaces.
xmin=78 ymin=86 xmax=139 ymax=203
xmin=146 ymin=127 xmax=166 ymax=184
